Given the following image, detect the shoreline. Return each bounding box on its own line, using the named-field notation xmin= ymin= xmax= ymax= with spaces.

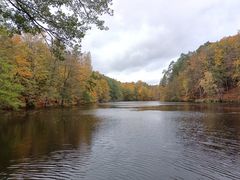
xmin=1 ymin=99 xmax=239 ymax=112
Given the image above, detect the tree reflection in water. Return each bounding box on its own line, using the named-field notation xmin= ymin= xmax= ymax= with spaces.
xmin=0 ymin=107 xmax=101 ymax=176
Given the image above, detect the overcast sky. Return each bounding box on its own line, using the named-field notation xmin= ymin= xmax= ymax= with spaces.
xmin=82 ymin=0 xmax=240 ymax=85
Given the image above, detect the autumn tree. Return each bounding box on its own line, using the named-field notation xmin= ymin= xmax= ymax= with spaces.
xmin=159 ymin=33 xmax=240 ymax=102
xmin=0 ymin=58 xmax=23 ymax=109
xmin=0 ymin=29 xmax=23 ymax=109
xmin=121 ymin=83 xmax=136 ymax=101
xmin=199 ymin=71 xmax=217 ymax=97
xmin=0 ymin=31 xmax=160 ymax=109
xmin=96 ymin=78 xmax=110 ymax=103
xmin=233 ymin=59 xmax=240 ymax=86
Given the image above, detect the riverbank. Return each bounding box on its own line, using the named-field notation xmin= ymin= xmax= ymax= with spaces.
xmin=195 ymin=87 xmax=240 ymax=103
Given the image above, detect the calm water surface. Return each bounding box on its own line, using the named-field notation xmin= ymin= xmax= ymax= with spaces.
xmin=0 ymin=101 xmax=240 ymax=179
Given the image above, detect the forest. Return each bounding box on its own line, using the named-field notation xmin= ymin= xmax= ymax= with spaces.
xmin=2 ymin=30 xmax=240 ymax=110
xmin=0 ymin=30 xmax=159 ymax=110
xmin=159 ymin=33 xmax=240 ymax=102
xmin=1 ymin=0 xmax=238 ymax=110
xmin=1 ymin=30 xmax=240 ymax=110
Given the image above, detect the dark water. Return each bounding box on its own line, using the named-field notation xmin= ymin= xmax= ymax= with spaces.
xmin=0 ymin=102 xmax=240 ymax=180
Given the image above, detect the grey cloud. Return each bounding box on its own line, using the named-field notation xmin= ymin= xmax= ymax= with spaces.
xmin=82 ymin=0 xmax=240 ymax=84
xmin=108 ymin=27 xmax=194 ymax=72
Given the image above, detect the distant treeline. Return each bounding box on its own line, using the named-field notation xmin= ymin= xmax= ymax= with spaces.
xmin=0 ymin=30 xmax=159 ymax=109
xmin=159 ymin=33 xmax=240 ymax=102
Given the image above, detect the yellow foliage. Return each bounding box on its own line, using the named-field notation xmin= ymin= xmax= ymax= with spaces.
xmin=214 ymin=48 xmax=224 ymax=66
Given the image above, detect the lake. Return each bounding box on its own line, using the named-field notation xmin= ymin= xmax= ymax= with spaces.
xmin=0 ymin=101 xmax=240 ymax=179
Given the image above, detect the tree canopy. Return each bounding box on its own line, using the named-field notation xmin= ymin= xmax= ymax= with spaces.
xmin=0 ymin=32 xmax=159 ymax=109
xmin=159 ymin=33 xmax=240 ymax=102
xmin=0 ymin=0 xmax=113 ymax=46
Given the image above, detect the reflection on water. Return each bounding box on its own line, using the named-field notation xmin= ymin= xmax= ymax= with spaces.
xmin=0 ymin=102 xmax=240 ymax=179
xmin=0 ymin=107 xmax=100 ymax=178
